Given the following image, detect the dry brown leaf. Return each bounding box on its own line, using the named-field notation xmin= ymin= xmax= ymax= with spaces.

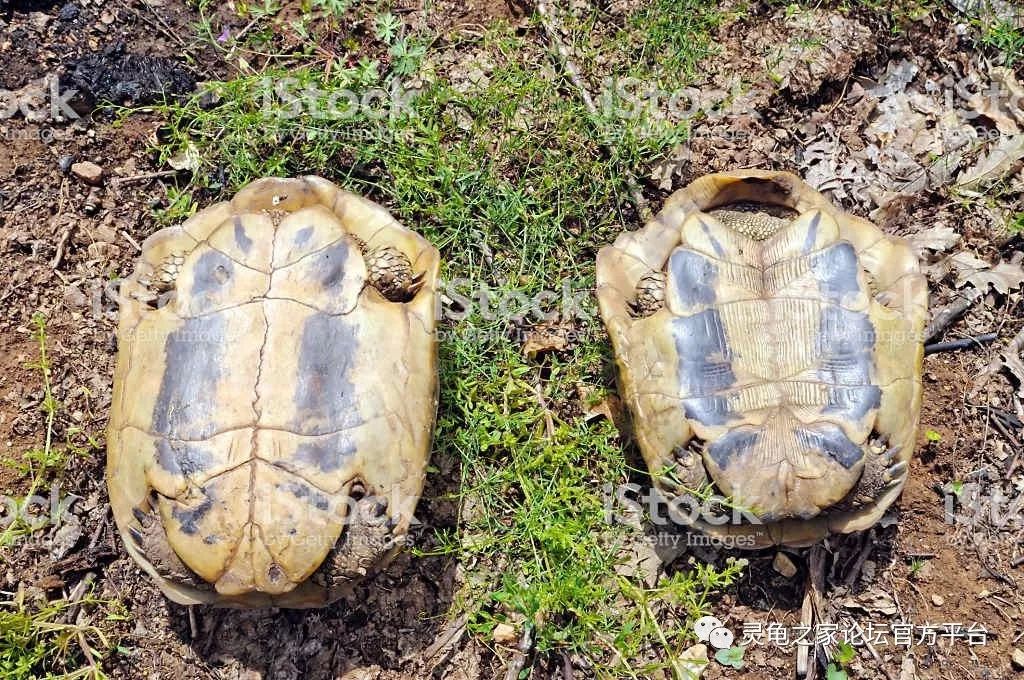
xmin=965 ymin=261 xmax=1024 ymax=294
xmin=906 ymin=224 xmax=961 ymax=258
xmin=842 ymin=590 xmax=898 ymax=616
xmin=956 ymin=135 xmax=1024 ymax=188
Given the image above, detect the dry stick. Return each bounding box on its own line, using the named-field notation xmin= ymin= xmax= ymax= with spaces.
xmin=924 ymin=332 xmax=998 ymax=355
xmin=534 ymin=0 xmax=651 ymax=222
xmin=851 ymin=620 xmax=895 ymax=680
xmin=924 ymin=287 xmax=984 ymax=343
xmin=110 ymin=170 xmax=182 ymax=186
xmin=503 ymin=624 xmax=535 ymax=680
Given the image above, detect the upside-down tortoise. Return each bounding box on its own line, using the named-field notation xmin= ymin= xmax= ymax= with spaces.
xmin=107 ymin=176 xmax=440 ymax=606
xmin=596 ymin=171 xmax=927 ymax=547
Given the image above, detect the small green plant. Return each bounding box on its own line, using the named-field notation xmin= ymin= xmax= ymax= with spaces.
xmin=826 ymin=664 xmax=849 ymax=680
xmin=389 ymin=38 xmax=427 ymax=76
xmin=1 ymin=314 xmax=62 ymax=548
xmin=925 ymin=429 xmax=942 ymax=442
xmin=715 ymin=645 xmax=745 ymax=669
xmin=154 ymin=186 xmax=198 ymax=225
xmin=909 ymin=558 xmax=925 ymax=577
xmin=834 ymin=641 xmax=856 ymax=666
xmin=374 ymin=12 xmax=402 ymax=43
xmin=0 ymin=589 xmax=118 ymax=679
xmin=314 ymin=0 xmax=352 ymax=17
xmin=979 ymin=17 xmax=1024 ymax=65
xmin=1008 ymin=212 xmax=1024 ymax=234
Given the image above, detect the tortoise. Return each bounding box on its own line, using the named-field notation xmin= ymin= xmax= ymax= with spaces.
xmin=596 ymin=171 xmax=927 ymax=547
xmin=107 ymin=176 xmax=440 ymax=607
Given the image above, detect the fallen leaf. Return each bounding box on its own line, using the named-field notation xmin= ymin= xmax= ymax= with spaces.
xmin=956 ymin=135 xmax=1024 ymax=188
xmin=842 ymin=590 xmax=898 ymax=616
xmin=964 ymin=261 xmax=1024 ymax=294
xmin=906 ymin=224 xmax=961 ymax=257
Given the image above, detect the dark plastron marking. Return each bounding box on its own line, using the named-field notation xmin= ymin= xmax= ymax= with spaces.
xmin=293 ymin=433 xmax=358 ymax=473
xmin=673 ymin=310 xmax=737 ymax=426
xmin=279 ymin=480 xmax=330 ymax=511
xmin=809 ymin=242 xmax=861 ymax=305
xmin=290 ymin=312 xmax=363 ymax=452
xmin=294 ymin=226 xmax=314 ymax=248
xmin=800 ymin=212 xmax=821 ymax=254
xmin=698 ymin=220 xmax=727 ymax=258
xmin=816 ymin=306 xmax=881 ymax=421
xmin=156 ymin=439 xmax=212 ymax=477
xmin=795 ymin=423 xmax=864 ymax=469
xmin=706 ymin=428 xmax=759 ymax=470
xmin=189 ymin=250 xmax=236 ymax=312
xmin=171 ymin=495 xmax=214 ymax=535
xmin=668 ymin=248 xmax=718 ymax=307
xmin=233 ymin=217 xmax=254 ymax=254
xmin=152 ymin=314 xmax=226 ymax=441
xmin=309 ymin=242 xmax=351 ymax=291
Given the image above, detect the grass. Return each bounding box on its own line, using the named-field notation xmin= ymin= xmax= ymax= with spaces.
xmin=145 ymin=5 xmax=748 ymax=672
xmin=978 ymin=16 xmax=1024 ymax=65
xmin=0 ymin=316 xmax=117 ymax=678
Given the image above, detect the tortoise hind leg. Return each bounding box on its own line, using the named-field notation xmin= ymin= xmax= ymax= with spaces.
xmin=125 ymin=501 xmax=211 ymax=591
xmin=313 ymin=492 xmax=406 ymax=598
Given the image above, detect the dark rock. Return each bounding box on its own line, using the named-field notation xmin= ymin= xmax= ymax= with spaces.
xmin=58 ymin=2 xmax=78 ymax=21
xmin=58 ymin=154 xmax=74 ymax=173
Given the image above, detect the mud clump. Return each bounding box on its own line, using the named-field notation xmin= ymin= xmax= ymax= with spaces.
xmin=63 ymin=42 xmax=195 ymax=113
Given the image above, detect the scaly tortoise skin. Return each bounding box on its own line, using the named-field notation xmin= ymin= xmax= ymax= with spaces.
xmin=107 ymin=176 xmax=440 ymax=607
xmin=596 ymin=171 xmax=927 ymax=547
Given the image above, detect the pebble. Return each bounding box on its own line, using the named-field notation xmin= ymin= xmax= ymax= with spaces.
xmin=931 ymin=594 xmax=945 ymax=607
xmin=1013 ymin=648 xmax=1024 ymax=670
xmin=773 ymin=551 xmax=799 ymax=578
xmin=58 ymin=3 xmax=80 ymax=21
xmin=492 ymin=623 xmax=518 ymax=644
xmin=58 ymin=155 xmax=74 ymax=174
xmin=71 ymin=161 xmax=104 ymax=186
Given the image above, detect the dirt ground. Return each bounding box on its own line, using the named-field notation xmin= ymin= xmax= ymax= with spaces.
xmin=2 ymin=0 xmax=1024 ymax=679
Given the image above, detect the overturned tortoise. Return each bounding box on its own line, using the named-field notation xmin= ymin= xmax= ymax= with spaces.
xmin=597 ymin=171 xmax=927 ymax=547
xmin=107 ymin=177 xmax=440 ymax=606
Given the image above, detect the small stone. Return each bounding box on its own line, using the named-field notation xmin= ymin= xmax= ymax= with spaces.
xmin=1013 ymin=648 xmax=1024 ymax=670
xmin=773 ymin=551 xmax=799 ymax=578
xmin=931 ymin=594 xmax=944 ymax=607
xmin=492 ymin=623 xmax=518 ymax=644
xmin=29 ymin=12 xmax=52 ymax=31
xmin=59 ymin=3 xmax=80 ymax=21
xmin=84 ymin=187 xmax=102 ymax=214
xmin=71 ymin=161 xmax=104 ymax=186
xmin=58 ymin=155 xmax=74 ymax=173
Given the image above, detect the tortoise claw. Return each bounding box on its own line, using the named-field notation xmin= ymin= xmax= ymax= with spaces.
xmin=883 ymin=461 xmax=908 ymax=484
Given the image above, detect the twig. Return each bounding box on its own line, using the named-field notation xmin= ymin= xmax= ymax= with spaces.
xmin=531 ymin=382 xmax=556 ymax=438
xmin=61 ymin=572 xmax=96 ymax=625
xmin=504 ymin=624 xmax=534 ymax=680
xmin=111 ymin=170 xmax=182 ymax=186
xmin=561 ymin=653 xmax=575 ymax=680
xmin=851 ymin=620 xmax=895 ymax=680
xmin=924 ymin=287 xmax=984 ymax=343
xmin=422 ymin=612 xmax=470 ymax=662
xmin=924 ymin=332 xmax=998 ymax=355
xmin=534 ymin=0 xmax=651 ymax=221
